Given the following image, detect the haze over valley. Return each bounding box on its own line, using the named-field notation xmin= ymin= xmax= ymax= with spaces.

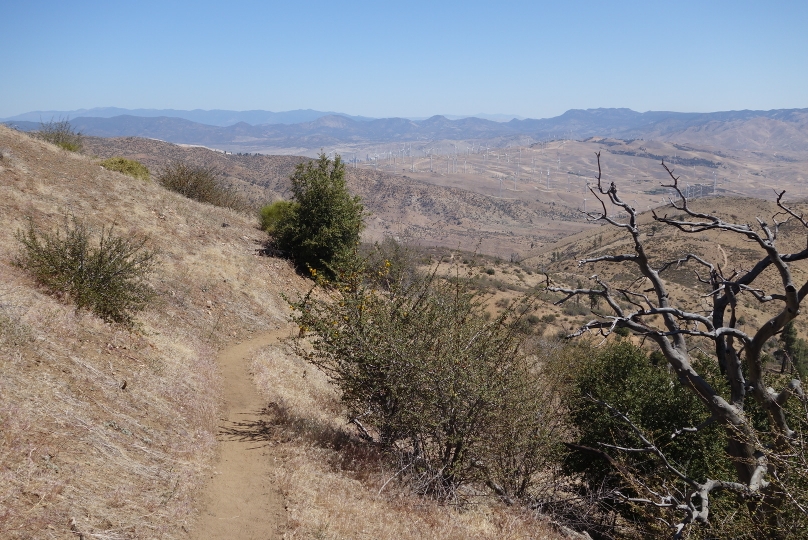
xmin=29 ymin=105 xmax=804 ymax=259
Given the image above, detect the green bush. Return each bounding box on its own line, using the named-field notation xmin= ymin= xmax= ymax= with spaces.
xmin=291 ymin=255 xmax=562 ymax=500
xmin=15 ymin=216 xmax=157 ymax=327
xmin=259 ymin=199 xmax=298 ymax=234
xmin=563 ymin=342 xmax=739 ymax=538
xmin=37 ymin=118 xmax=83 ymax=152
xmin=157 ymin=162 xmax=247 ymax=211
xmin=275 ymin=154 xmax=364 ymax=278
xmin=613 ymin=326 xmax=630 ymax=337
xmin=101 ymin=157 xmax=150 ymax=181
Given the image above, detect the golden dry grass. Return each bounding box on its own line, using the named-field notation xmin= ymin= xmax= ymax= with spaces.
xmin=0 ymin=125 xmax=309 ymax=538
xmin=0 ymin=125 xmax=568 ymax=539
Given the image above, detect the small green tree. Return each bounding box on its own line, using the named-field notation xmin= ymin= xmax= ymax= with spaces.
xmin=275 ymin=154 xmax=364 ymax=277
xmin=564 ymin=342 xmax=737 ymax=538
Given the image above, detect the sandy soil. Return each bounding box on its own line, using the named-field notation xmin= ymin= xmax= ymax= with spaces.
xmin=191 ymin=327 xmax=294 ymax=539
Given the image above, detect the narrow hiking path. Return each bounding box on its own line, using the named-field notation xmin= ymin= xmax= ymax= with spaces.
xmin=191 ymin=326 xmax=292 ymax=539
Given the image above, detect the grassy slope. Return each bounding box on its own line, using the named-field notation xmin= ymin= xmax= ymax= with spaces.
xmin=0 ymin=126 xmax=563 ymax=539
xmin=0 ymin=125 xmax=307 ymax=538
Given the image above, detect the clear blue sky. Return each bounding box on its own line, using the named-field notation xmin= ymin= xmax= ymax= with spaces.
xmin=2 ymin=0 xmax=806 ymax=119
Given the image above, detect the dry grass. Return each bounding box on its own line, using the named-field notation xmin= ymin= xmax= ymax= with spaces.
xmin=0 ymin=125 xmax=310 ymax=538
xmin=249 ymin=344 xmax=565 ymax=540
xmin=0 ymin=123 xmax=568 ymax=538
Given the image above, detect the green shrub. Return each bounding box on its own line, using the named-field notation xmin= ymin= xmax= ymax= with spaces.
xmin=613 ymin=326 xmax=630 ymax=337
xmin=780 ymin=320 xmax=808 ymax=376
xmin=259 ymin=199 xmax=298 ymax=234
xmin=37 ymin=118 xmax=83 ymax=152
xmin=157 ymin=162 xmax=247 ymax=210
xmin=15 ymin=216 xmax=157 ymax=327
xmin=275 ymin=154 xmax=364 ymax=278
xmin=100 ymin=157 xmax=150 ymax=181
xmin=291 ymin=255 xmax=562 ymax=501
xmin=563 ymin=342 xmax=738 ymax=538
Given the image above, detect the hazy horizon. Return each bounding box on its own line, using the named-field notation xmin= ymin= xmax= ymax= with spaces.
xmin=3 ymin=1 xmax=807 ymax=119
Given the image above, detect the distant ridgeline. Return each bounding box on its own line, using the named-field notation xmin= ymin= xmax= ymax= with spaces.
xmin=3 ymin=107 xmax=808 ymax=153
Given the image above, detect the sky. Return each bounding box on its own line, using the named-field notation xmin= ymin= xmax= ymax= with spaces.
xmin=2 ymin=0 xmax=807 ymax=119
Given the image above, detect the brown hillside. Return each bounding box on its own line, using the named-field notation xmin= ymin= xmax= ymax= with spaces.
xmin=524 ymin=195 xmax=808 ymax=341
xmin=0 ymin=125 xmax=310 ymax=537
xmin=83 ymin=136 xmax=593 ymax=258
xmin=0 ymin=126 xmax=564 ymax=539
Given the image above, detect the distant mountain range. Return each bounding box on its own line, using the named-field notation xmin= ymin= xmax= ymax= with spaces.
xmin=0 ymin=107 xmax=377 ymax=126
xmin=5 ymin=107 xmax=808 ymax=154
xmin=0 ymin=107 xmax=525 ymax=126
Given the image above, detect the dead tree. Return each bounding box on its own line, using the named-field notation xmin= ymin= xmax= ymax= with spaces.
xmin=547 ymin=153 xmax=808 ymax=538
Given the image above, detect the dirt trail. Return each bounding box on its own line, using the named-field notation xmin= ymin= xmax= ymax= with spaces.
xmin=191 ymin=327 xmax=292 ymax=539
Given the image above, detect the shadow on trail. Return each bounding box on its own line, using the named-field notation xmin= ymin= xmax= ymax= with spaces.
xmin=218 ymin=402 xmax=381 ymax=476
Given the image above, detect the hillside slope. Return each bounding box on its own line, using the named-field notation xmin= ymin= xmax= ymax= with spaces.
xmin=83 ymin=136 xmax=579 ymax=257
xmin=0 ymin=125 xmax=310 ymax=537
xmin=0 ymin=126 xmax=565 ymax=539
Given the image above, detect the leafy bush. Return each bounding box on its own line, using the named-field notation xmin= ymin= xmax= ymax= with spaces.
xmin=291 ymin=255 xmax=563 ymax=501
xmin=37 ymin=118 xmax=83 ymax=152
xmin=275 ymin=154 xmax=364 ymax=277
xmin=563 ymin=342 xmax=738 ymax=537
xmin=100 ymin=157 xmax=150 ymax=181
xmin=259 ymin=199 xmax=298 ymax=234
xmin=613 ymin=326 xmax=630 ymax=337
xmin=15 ymin=216 xmax=157 ymax=326
xmin=157 ymin=162 xmax=247 ymax=210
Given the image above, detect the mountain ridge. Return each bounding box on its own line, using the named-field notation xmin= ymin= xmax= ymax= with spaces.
xmin=6 ymin=107 xmax=808 ymax=155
